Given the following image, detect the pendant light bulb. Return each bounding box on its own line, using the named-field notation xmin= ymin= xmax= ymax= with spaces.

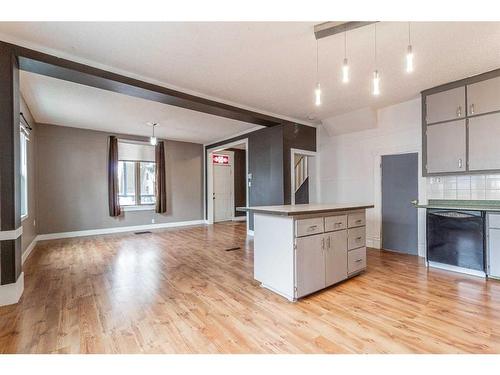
xmin=150 ymin=123 xmax=158 ymax=145
xmin=314 ymin=82 xmax=322 ymax=106
xmin=342 ymin=58 xmax=349 ymax=83
xmin=372 ymin=70 xmax=380 ymax=96
xmin=406 ymin=45 xmax=414 ymax=73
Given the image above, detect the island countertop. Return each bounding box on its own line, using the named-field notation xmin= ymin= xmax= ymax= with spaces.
xmin=237 ymin=203 xmax=374 ymax=216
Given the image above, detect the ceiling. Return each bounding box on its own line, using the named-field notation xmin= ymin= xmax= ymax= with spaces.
xmin=20 ymin=71 xmax=261 ymax=144
xmin=2 ymin=22 xmax=500 ymax=132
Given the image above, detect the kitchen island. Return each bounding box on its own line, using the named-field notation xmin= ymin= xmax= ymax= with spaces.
xmin=239 ymin=203 xmax=374 ymax=301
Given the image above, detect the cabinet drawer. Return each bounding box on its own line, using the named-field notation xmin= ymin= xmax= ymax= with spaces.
xmin=348 ymin=247 xmax=367 ymax=274
xmin=348 ymin=212 xmax=365 ymax=228
xmin=489 ymin=214 xmax=500 ymax=229
xmin=325 ymin=215 xmax=347 ymax=232
xmin=348 ymin=226 xmax=366 ymax=250
xmin=295 ymin=217 xmax=324 ymax=237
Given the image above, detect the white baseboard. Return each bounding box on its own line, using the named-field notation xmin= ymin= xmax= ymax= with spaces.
xmin=37 ymin=219 xmax=206 ymax=241
xmin=366 ymin=236 xmax=381 ymax=249
xmin=232 ymin=216 xmax=247 ymax=222
xmin=22 ymin=238 xmax=38 ymax=264
xmin=0 ymin=272 xmax=24 ymax=306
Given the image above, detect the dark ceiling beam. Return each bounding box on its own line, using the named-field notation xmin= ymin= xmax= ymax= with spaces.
xmin=1 ymin=40 xmax=298 ymax=128
xmin=314 ymin=21 xmax=378 ymax=40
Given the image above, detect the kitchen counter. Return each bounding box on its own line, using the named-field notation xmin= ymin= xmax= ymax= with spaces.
xmin=415 ymin=199 xmax=500 ymax=212
xmin=238 ymin=203 xmax=374 ymax=216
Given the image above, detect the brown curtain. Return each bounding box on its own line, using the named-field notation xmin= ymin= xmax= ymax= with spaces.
xmin=155 ymin=141 xmax=167 ymax=213
xmin=108 ymin=136 xmax=121 ymax=217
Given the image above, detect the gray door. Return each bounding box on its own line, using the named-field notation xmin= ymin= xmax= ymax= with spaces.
xmin=382 ymin=153 xmax=418 ymax=255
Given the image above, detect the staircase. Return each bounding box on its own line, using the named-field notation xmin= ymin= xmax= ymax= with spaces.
xmin=294 ymin=156 xmax=309 ymax=203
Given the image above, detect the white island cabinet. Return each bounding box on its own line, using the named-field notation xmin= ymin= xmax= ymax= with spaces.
xmin=242 ymin=204 xmax=374 ymax=302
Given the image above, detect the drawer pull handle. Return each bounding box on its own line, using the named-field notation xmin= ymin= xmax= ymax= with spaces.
xmin=356 ymin=236 xmax=363 ymax=241
xmin=308 ymin=225 xmax=318 ymax=231
xmin=355 ymin=259 xmax=363 ymax=263
xmin=334 ymin=222 xmax=343 ymax=227
xmin=355 ymin=219 xmax=363 ymax=224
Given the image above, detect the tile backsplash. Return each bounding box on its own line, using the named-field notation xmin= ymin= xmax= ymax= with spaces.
xmin=427 ymin=174 xmax=500 ymax=200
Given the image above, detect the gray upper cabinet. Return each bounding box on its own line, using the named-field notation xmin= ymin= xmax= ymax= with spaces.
xmin=467 ymin=76 xmax=500 ymax=116
xmin=469 ymin=112 xmax=500 ymax=171
xmin=426 ymin=120 xmax=466 ymax=174
xmin=426 ymin=86 xmax=465 ymax=124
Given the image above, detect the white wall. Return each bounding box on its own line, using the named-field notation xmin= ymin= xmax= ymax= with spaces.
xmin=318 ymin=97 xmax=427 ymax=257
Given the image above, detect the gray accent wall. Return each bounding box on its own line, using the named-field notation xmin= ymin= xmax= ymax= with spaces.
xmin=36 ymin=124 xmax=204 ymax=234
xmin=205 ymin=123 xmax=317 ymax=230
xmin=20 ymin=95 xmax=37 ymax=253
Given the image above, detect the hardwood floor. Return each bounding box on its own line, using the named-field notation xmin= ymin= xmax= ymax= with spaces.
xmin=1 ymin=221 xmax=500 ymax=353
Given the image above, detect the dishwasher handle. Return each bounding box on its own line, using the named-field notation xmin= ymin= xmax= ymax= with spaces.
xmin=429 ymin=211 xmax=480 ymax=219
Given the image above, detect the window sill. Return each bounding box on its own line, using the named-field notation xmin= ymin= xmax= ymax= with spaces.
xmin=21 ymin=214 xmax=29 ymax=222
xmin=121 ymin=205 xmax=155 ymax=212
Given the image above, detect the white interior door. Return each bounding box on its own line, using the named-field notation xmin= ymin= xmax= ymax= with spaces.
xmin=213 ymin=162 xmax=233 ymax=222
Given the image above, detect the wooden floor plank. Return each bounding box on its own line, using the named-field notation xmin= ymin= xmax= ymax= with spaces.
xmin=1 ymin=221 xmax=500 ymax=353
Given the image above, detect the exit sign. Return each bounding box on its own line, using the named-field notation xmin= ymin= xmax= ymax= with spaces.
xmin=213 ymin=154 xmax=229 ymax=165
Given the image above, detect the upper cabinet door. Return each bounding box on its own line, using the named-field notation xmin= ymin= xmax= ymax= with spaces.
xmin=467 ymin=76 xmax=500 ymax=116
xmin=426 ymin=119 xmax=466 ymax=174
xmin=469 ymin=112 xmax=500 ymax=171
xmin=426 ymin=86 xmax=466 ymax=124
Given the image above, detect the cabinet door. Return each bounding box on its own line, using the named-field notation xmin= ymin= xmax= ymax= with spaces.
xmin=325 ymin=230 xmax=347 ymax=286
xmin=488 ymin=228 xmax=500 ymax=278
xmin=467 ymin=76 xmax=500 ymax=116
xmin=469 ymin=113 xmax=500 ymax=171
xmin=295 ymin=234 xmax=326 ymax=298
xmin=426 ymin=86 xmax=465 ymax=124
xmin=426 ymin=120 xmax=466 ymax=173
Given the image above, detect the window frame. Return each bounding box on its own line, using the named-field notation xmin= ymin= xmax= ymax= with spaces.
xmin=118 ymin=159 xmax=156 ymax=210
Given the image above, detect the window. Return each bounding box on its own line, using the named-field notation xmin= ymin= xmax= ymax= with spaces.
xmin=20 ymin=130 xmax=28 ymax=218
xmin=117 ymin=141 xmax=156 ymax=207
xmin=118 ymin=161 xmax=137 ymax=205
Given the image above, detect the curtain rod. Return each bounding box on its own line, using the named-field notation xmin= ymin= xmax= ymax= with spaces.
xmin=20 ymin=112 xmax=33 ymax=131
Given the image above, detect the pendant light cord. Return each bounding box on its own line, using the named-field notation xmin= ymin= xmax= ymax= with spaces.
xmin=374 ymin=23 xmax=377 ymax=68
xmin=316 ymin=39 xmax=319 ymax=83
xmin=344 ymin=26 xmax=347 ymax=59
xmin=408 ymin=21 xmax=411 ymax=45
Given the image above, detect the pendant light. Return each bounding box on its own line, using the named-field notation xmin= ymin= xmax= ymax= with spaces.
xmin=406 ymin=22 xmax=414 ymax=73
xmin=314 ymin=40 xmax=322 ymax=106
xmin=150 ymin=122 xmax=158 ymax=146
xmin=342 ymin=27 xmax=349 ymax=83
xmin=372 ymin=24 xmax=380 ymax=96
